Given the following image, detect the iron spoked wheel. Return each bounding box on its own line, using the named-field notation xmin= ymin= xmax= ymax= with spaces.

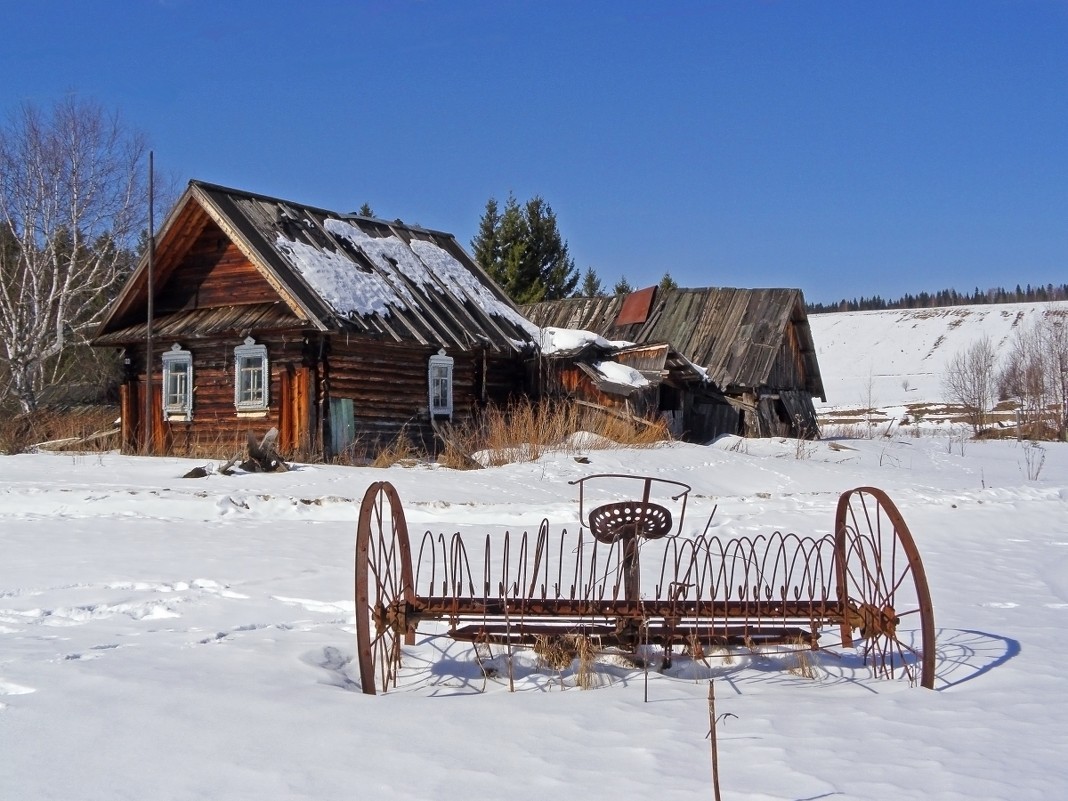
xmin=355 ymin=481 xmax=415 ymax=695
xmin=834 ymin=487 xmax=936 ymax=689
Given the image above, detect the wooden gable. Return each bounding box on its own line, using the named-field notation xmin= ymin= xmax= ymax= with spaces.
xmin=154 ymin=218 xmax=280 ymax=315
xmin=94 ymin=186 xmax=315 ymax=345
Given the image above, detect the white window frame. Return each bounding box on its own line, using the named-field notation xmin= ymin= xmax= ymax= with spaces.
xmin=428 ymin=350 xmax=454 ymax=418
xmin=234 ymin=337 xmax=269 ymax=413
xmin=161 ymin=343 xmax=193 ymax=420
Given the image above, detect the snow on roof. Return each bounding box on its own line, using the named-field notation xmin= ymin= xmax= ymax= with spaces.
xmin=539 ymin=326 xmax=633 ymax=355
xmin=271 ymin=218 xmax=539 ymax=338
xmin=408 ymin=238 xmax=539 ymax=337
xmin=591 ymin=359 xmax=650 ymax=389
xmin=274 ymin=234 xmax=402 ymax=317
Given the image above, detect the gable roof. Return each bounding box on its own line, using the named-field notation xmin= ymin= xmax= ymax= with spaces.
xmin=94 ymin=181 xmax=539 ymax=352
xmin=523 ymin=287 xmax=825 ymax=399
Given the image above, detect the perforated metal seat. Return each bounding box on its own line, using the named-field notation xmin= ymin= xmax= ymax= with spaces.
xmin=588 ymin=502 xmax=673 ymax=543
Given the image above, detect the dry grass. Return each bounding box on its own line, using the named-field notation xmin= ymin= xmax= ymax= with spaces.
xmin=0 ymin=407 xmax=120 ymax=455
xmin=13 ymin=397 xmax=674 ymax=469
xmin=820 ymin=422 xmax=866 ymax=440
xmin=786 ymin=636 xmax=818 ymax=680
xmin=438 ymin=399 xmax=672 ymax=468
xmin=371 ymin=428 xmax=419 ymax=468
xmin=533 ymin=632 xmax=598 ymax=689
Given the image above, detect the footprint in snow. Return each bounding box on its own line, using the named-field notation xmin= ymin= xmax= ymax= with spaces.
xmin=302 ymin=646 xmax=361 ymax=692
xmin=197 ymin=623 xmax=271 ymax=645
xmin=982 ymin=602 xmax=1019 ymax=608
xmin=65 ymin=643 xmax=123 ymax=660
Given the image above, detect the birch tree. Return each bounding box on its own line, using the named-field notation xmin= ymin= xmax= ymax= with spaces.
xmin=999 ymin=309 xmax=1068 ymax=439
xmin=0 ymin=97 xmax=148 ymax=412
xmin=942 ymin=335 xmax=998 ymax=433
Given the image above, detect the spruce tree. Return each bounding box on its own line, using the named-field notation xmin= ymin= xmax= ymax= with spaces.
xmin=471 ymin=193 xmax=579 ymax=303
xmin=578 ymin=266 xmax=605 ymax=297
xmin=658 ymin=272 xmax=678 ymax=292
xmin=472 ymin=198 xmax=501 ymax=277
xmin=613 ymin=276 xmax=633 ymax=295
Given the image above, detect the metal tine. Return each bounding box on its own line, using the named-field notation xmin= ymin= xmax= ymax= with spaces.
xmin=514 ymin=528 xmax=532 ymax=602
xmin=585 ymin=536 xmax=599 ymax=601
xmin=511 ymin=531 xmax=525 ymax=602
xmin=555 ymin=527 xmax=566 ymax=600
xmin=449 ymin=532 xmax=475 ymax=598
xmin=569 ymin=529 xmax=584 ymax=600
xmin=682 ymin=537 xmax=705 ymax=602
xmin=791 ymin=534 xmax=815 ymax=602
xmin=790 ymin=533 xmax=813 ymax=602
xmin=714 ymin=535 xmax=741 ymax=602
xmin=588 ymin=536 xmax=619 ymax=603
xmin=483 ymin=533 xmax=492 ymax=600
xmin=690 ymin=536 xmax=722 ymax=626
xmin=415 ymin=530 xmax=436 ymax=598
xmin=797 ymin=533 xmax=835 ymax=608
xmin=705 ymin=536 xmax=728 ymax=629
xmin=501 ymin=530 xmax=510 ymax=600
xmin=600 ymin=536 xmax=622 ymax=601
xmin=436 ymin=532 xmax=449 ymax=596
xmin=528 ymin=520 xmax=550 ymax=599
xmin=686 ymin=535 xmax=711 ymax=602
xmin=657 ymin=534 xmax=690 ymax=600
xmin=743 ymin=532 xmax=771 ymax=601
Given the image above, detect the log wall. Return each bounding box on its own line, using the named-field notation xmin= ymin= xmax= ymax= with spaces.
xmin=121 ymin=334 xmax=530 ymax=460
xmin=323 ymin=339 xmax=527 ymax=456
xmin=122 ymin=334 xmax=315 ymax=457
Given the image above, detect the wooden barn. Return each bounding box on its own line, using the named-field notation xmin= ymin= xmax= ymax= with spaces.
xmin=536 ymin=329 xmax=733 ymax=442
xmin=92 ymin=181 xmax=539 ymax=459
xmin=524 ymin=286 xmax=826 ymax=439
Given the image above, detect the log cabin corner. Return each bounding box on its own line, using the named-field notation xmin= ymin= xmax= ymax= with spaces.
xmin=92 ymin=181 xmax=539 ymax=459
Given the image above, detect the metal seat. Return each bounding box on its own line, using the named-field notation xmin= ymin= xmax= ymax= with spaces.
xmin=588 ymin=501 xmax=673 ymax=543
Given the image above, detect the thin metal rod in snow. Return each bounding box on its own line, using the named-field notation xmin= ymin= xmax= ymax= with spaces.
xmin=707 ymin=680 xmax=736 ymax=801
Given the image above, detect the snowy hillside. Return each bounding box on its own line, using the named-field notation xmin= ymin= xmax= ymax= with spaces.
xmin=809 ymin=301 xmax=1068 ymax=412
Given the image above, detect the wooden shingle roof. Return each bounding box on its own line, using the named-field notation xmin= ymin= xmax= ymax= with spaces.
xmin=523 ymin=287 xmax=825 ymax=399
xmin=95 ymin=181 xmax=539 ymax=352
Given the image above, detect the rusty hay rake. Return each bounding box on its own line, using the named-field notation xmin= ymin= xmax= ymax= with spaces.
xmin=354 ymin=474 xmax=935 ymax=694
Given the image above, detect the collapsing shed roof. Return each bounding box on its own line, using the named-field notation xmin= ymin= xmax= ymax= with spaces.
xmin=523 ymin=287 xmax=825 ymax=400
xmin=95 ymin=181 xmax=539 ymax=352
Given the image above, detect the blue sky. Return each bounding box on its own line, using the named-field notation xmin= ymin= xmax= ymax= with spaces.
xmin=3 ymin=1 xmax=1066 ymax=304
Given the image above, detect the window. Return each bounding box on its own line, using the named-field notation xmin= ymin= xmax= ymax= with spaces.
xmin=161 ymin=344 xmax=193 ymax=419
xmin=234 ymin=337 xmax=269 ymax=413
xmin=428 ymin=350 xmax=454 ymax=418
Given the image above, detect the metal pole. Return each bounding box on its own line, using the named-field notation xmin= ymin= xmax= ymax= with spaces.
xmin=144 ymin=152 xmax=155 ymax=453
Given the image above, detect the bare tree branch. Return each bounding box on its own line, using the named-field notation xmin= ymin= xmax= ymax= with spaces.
xmin=0 ymin=97 xmax=148 ymax=412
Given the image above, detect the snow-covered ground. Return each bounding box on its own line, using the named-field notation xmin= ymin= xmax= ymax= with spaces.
xmin=3 ymin=302 xmax=1068 ymax=799
xmin=2 ymin=434 xmax=1067 ymax=800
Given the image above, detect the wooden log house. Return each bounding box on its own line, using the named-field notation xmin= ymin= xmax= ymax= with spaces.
xmin=535 ymin=330 xmax=735 ymax=442
xmin=92 ymin=181 xmax=539 ymax=459
xmin=524 ymin=286 xmax=826 ymax=439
